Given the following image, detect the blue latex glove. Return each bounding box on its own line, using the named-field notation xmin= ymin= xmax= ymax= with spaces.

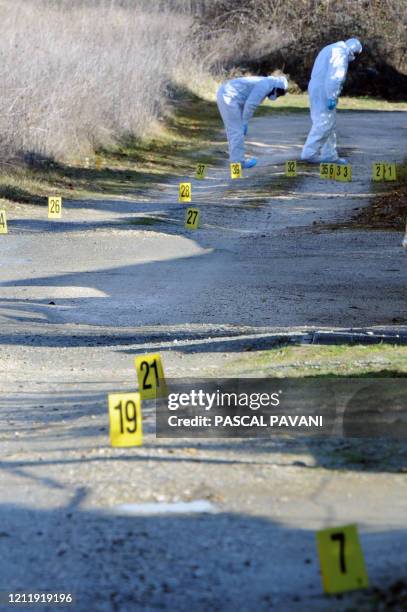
xmin=243 ymin=122 xmax=248 ymax=136
xmin=327 ymin=98 xmax=337 ymax=110
xmin=242 ymin=158 xmax=257 ymax=169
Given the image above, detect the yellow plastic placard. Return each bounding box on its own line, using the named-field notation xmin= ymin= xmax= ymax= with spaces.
xmin=48 ymin=196 xmax=62 ymax=219
xmin=95 ymin=155 xmax=102 ymax=170
xmin=195 ymin=163 xmax=206 ymax=180
xmin=328 ymin=163 xmax=336 ymax=180
xmin=185 ymin=207 xmax=200 ymax=230
xmin=372 ymin=162 xmax=385 ymax=181
xmin=230 ymin=162 xmax=242 ymax=179
xmin=335 ymin=164 xmax=352 ymax=182
xmin=179 ymin=182 xmax=191 ymax=203
xmin=316 ymin=524 xmax=369 ymax=595
xmin=0 ymin=210 xmax=8 ymax=234
xmin=135 ymin=353 xmax=167 ymax=400
xmin=108 ymin=392 xmax=142 ymax=447
xmin=341 ymin=164 xmax=352 ymax=182
xmin=335 ymin=164 xmax=342 ymax=181
xmin=384 ymin=162 xmax=397 ymax=181
xmin=320 ymin=163 xmax=329 ymax=179
xmin=285 ymin=161 xmax=297 ymax=177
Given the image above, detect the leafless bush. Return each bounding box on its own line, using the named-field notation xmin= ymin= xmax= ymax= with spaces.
xmin=196 ymin=0 xmax=407 ymax=96
xmin=0 ymin=0 xmax=194 ymax=160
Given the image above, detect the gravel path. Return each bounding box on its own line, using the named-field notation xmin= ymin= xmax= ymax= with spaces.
xmin=0 ymin=110 xmax=406 ymax=611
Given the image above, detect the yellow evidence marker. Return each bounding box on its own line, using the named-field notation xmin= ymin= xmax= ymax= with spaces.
xmin=185 ymin=207 xmax=200 ymax=230
xmin=372 ymin=162 xmax=385 ymax=181
xmin=0 ymin=210 xmax=8 ymax=234
xmin=340 ymin=164 xmax=352 ymax=182
xmin=328 ymin=163 xmax=336 ymax=180
xmin=108 ymin=392 xmax=142 ymax=447
xmin=95 ymin=155 xmax=103 ymax=170
xmin=320 ymin=163 xmax=329 ymax=179
xmin=179 ymin=182 xmax=192 ymax=203
xmin=230 ymin=162 xmax=242 ymax=179
xmin=48 ymin=196 xmax=62 ymax=219
xmin=335 ymin=164 xmax=342 ymax=181
xmin=316 ymin=524 xmax=369 ymax=595
xmin=335 ymin=164 xmax=352 ymax=182
xmin=285 ymin=161 xmax=297 ymax=177
xmin=384 ymin=162 xmax=397 ymax=181
xmin=195 ymin=163 xmax=206 ymax=180
xmin=135 ymin=353 xmax=167 ymax=400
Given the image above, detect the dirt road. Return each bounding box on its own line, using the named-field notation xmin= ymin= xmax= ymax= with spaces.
xmin=0 ymin=111 xmax=406 ymax=610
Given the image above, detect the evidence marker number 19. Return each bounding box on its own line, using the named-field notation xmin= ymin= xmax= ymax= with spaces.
xmin=108 ymin=392 xmax=142 ymax=447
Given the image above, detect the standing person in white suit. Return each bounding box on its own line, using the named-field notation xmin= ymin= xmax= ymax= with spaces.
xmin=217 ymin=75 xmax=288 ymax=169
xmin=301 ymin=38 xmax=363 ymax=164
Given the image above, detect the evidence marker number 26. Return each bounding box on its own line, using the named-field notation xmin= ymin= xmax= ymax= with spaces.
xmin=48 ymin=196 xmax=62 ymax=219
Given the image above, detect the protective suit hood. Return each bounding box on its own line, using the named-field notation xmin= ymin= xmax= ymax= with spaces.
xmin=345 ymin=38 xmax=362 ymax=61
xmin=268 ymin=76 xmax=288 ymax=99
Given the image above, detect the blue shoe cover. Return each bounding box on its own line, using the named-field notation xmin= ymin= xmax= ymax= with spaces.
xmin=242 ymin=158 xmax=257 ymax=169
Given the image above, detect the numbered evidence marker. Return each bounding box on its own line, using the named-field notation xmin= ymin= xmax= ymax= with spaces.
xmin=95 ymin=155 xmax=103 ymax=170
xmin=185 ymin=207 xmax=200 ymax=230
xmin=335 ymin=163 xmax=352 ymax=182
xmin=48 ymin=196 xmax=62 ymax=219
xmin=135 ymin=353 xmax=167 ymax=400
xmin=328 ymin=163 xmax=336 ymax=180
xmin=230 ymin=162 xmax=242 ymax=179
xmin=179 ymin=182 xmax=192 ymax=203
xmin=285 ymin=161 xmax=297 ymax=177
xmin=108 ymin=392 xmax=142 ymax=447
xmin=0 ymin=210 xmax=8 ymax=234
xmin=195 ymin=163 xmax=207 ymax=180
xmin=372 ymin=161 xmax=385 ymax=181
xmin=320 ymin=163 xmax=330 ymax=180
xmin=316 ymin=524 xmax=369 ymax=595
xmin=384 ymin=162 xmax=397 ymax=182
xmin=339 ymin=164 xmax=352 ymax=182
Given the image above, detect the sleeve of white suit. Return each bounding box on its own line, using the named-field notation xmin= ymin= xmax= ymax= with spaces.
xmin=242 ymin=80 xmax=274 ymax=122
xmin=325 ymin=47 xmax=349 ymax=100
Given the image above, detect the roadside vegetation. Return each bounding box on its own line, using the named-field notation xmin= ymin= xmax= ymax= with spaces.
xmin=0 ymin=0 xmax=405 ymax=210
xmin=227 ymin=344 xmax=407 ymax=377
xmin=352 ymin=159 xmax=407 ymax=230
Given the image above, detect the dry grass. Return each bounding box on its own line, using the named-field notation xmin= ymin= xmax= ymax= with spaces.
xmin=0 ymin=0 xmax=194 ymax=161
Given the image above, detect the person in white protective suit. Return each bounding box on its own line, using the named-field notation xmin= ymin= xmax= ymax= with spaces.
xmin=217 ymin=75 xmax=288 ymax=169
xmin=301 ymin=38 xmax=363 ymax=164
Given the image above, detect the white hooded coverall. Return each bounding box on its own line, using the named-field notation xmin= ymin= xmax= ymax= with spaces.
xmin=217 ymin=76 xmax=288 ymax=163
xmin=301 ymin=40 xmax=359 ymax=162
